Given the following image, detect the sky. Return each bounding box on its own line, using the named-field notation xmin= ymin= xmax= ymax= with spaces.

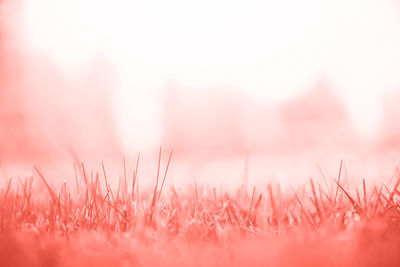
xmin=2 ymin=0 xmax=400 ymax=159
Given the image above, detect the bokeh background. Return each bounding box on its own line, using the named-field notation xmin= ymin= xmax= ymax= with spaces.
xmin=1 ymin=0 xmax=400 ymax=187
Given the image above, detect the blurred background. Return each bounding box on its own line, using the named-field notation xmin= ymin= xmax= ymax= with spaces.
xmin=1 ymin=0 xmax=400 ymax=187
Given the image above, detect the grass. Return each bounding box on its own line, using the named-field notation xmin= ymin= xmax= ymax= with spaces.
xmin=1 ymin=152 xmax=400 ymax=266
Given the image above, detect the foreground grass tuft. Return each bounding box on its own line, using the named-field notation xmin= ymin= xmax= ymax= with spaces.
xmin=1 ymin=158 xmax=400 ymax=266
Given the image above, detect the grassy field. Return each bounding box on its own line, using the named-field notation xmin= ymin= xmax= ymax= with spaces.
xmin=1 ymin=153 xmax=400 ymax=267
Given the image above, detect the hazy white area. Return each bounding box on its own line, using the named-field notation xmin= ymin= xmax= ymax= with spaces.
xmin=19 ymin=0 xmax=400 ymax=152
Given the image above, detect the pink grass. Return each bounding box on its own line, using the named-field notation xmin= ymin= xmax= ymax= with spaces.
xmin=0 ymin=160 xmax=400 ymax=266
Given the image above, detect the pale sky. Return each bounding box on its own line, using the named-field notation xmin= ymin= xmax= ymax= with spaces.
xmin=19 ymin=0 xmax=400 ymax=150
